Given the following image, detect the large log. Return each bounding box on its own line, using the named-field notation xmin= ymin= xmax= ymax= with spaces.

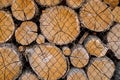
xmin=0 ymin=44 xmax=22 ymax=80
xmin=67 ymin=68 xmax=88 ymax=80
xmin=0 ymin=11 xmax=15 ymax=43
xmin=80 ymin=0 xmax=113 ymax=32
xmin=70 ymin=45 xmax=89 ymax=68
xmin=11 ymin=0 xmax=38 ymax=21
xmin=35 ymin=0 xmax=62 ymax=7
xmin=87 ymin=57 xmax=115 ymax=80
xmin=15 ymin=21 xmax=38 ymax=45
xmin=19 ymin=71 xmax=39 ymax=80
xmin=112 ymin=7 xmax=120 ymax=23
xmin=66 ymin=0 xmax=84 ymax=9
xmin=84 ymin=35 xmax=108 ymax=57
xmin=27 ymin=43 xmax=67 ymax=80
xmin=0 ymin=0 xmax=13 ymax=9
xmin=40 ymin=6 xmax=80 ymax=45
xmin=107 ymin=24 xmax=120 ymax=59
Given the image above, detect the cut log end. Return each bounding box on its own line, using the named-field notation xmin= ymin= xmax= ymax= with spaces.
xmin=0 ymin=0 xmax=13 ymax=9
xmin=15 ymin=21 xmax=38 ymax=45
xmin=84 ymin=35 xmax=108 ymax=57
xmin=80 ymin=0 xmax=113 ymax=32
xmin=36 ymin=34 xmax=45 ymax=44
xmin=87 ymin=57 xmax=115 ymax=80
xmin=70 ymin=45 xmax=89 ymax=68
xmin=40 ymin=6 xmax=80 ymax=45
xmin=28 ymin=44 xmax=67 ymax=80
xmin=66 ymin=0 xmax=84 ymax=9
xmin=112 ymin=7 xmax=120 ymax=23
xmin=0 ymin=11 xmax=15 ymax=43
xmin=11 ymin=0 xmax=37 ymax=21
xmin=67 ymin=68 xmax=88 ymax=80
xmin=62 ymin=46 xmax=71 ymax=56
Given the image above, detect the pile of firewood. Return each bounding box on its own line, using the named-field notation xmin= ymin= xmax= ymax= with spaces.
xmin=0 ymin=0 xmax=120 ymax=80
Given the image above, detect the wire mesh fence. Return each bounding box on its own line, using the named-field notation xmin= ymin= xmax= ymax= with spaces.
xmin=0 ymin=0 xmax=120 ymax=80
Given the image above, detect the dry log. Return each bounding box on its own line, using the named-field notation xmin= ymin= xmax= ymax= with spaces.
xmin=107 ymin=24 xmax=120 ymax=59
xmin=67 ymin=68 xmax=88 ymax=80
xmin=66 ymin=0 xmax=84 ymax=9
xmin=103 ymin=0 xmax=119 ymax=9
xmin=70 ymin=45 xmax=89 ymax=68
xmin=112 ymin=7 xmax=120 ymax=23
xmin=0 ymin=11 xmax=15 ymax=43
xmin=18 ymin=46 xmax=26 ymax=52
xmin=0 ymin=44 xmax=22 ymax=80
xmin=87 ymin=57 xmax=115 ymax=80
xmin=0 ymin=0 xmax=13 ymax=9
xmin=35 ymin=0 xmax=62 ymax=7
xmin=62 ymin=46 xmax=71 ymax=56
xmin=36 ymin=34 xmax=45 ymax=44
xmin=80 ymin=0 xmax=113 ymax=32
xmin=27 ymin=43 xmax=67 ymax=80
xmin=11 ymin=0 xmax=38 ymax=21
xmin=84 ymin=35 xmax=108 ymax=57
xmin=15 ymin=21 xmax=38 ymax=45
xmin=19 ymin=71 xmax=39 ymax=80
xmin=40 ymin=6 xmax=80 ymax=45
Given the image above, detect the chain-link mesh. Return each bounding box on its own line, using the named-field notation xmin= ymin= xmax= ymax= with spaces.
xmin=0 ymin=0 xmax=120 ymax=80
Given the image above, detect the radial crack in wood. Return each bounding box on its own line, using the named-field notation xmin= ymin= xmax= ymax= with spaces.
xmin=87 ymin=57 xmax=115 ymax=80
xmin=27 ymin=43 xmax=67 ymax=80
xmin=80 ymin=0 xmax=113 ymax=32
xmin=15 ymin=21 xmax=38 ymax=45
xmin=40 ymin=6 xmax=80 ymax=45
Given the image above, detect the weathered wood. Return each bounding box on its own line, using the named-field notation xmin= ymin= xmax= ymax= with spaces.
xmin=35 ymin=0 xmax=62 ymax=7
xmin=11 ymin=0 xmax=38 ymax=21
xmin=0 ymin=44 xmax=22 ymax=80
xmin=19 ymin=71 xmax=39 ymax=80
xmin=15 ymin=21 xmax=38 ymax=45
xmin=0 ymin=11 xmax=15 ymax=43
xmin=0 ymin=0 xmax=13 ymax=9
xmin=66 ymin=0 xmax=84 ymax=9
xmin=107 ymin=24 xmax=120 ymax=59
xmin=70 ymin=45 xmax=89 ymax=68
xmin=79 ymin=32 xmax=89 ymax=44
xmin=80 ymin=0 xmax=113 ymax=32
xmin=67 ymin=68 xmax=88 ymax=80
xmin=62 ymin=46 xmax=71 ymax=56
xmin=40 ymin=6 xmax=80 ymax=45
xmin=103 ymin=0 xmax=119 ymax=9
xmin=27 ymin=43 xmax=67 ymax=80
xmin=84 ymin=35 xmax=108 ymax=57
xmin=112 ymin=7 xmax=120 ymax=23
xmin=36 ymin=34 xmax=45 ymax=44
xmin=87 ymin=57 xmax=115 ymax=80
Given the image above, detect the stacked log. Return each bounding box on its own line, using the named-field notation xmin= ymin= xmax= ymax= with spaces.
xmin=112 ymin=7 xmax=120 ymax=23
xmin=0 ymin=0 xmax=13 ymax=9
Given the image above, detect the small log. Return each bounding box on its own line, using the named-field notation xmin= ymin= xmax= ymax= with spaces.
xmin=84 ymin=35 xmax=108 ymax=57
xmin=62 ymin=46 xmax=71 ymax=56
xmin=107 ymin=24 xmax=120 ymax=59
xmin=18 ymin=46 xmax=26 ymax=52
xmin=80 ymin=0 xmax=113 ymax=32
xmin=35 ymin=0 xmax=62 ymax=7
xmin=70 ymin=45 xmax=89 ymax=68
xmin=103 ymin=0 xmax=119 ymax=9
xmin=11 ymin=0 xmax=38 ymax=21
xmin=19 ymin=71 xmax=39 ymax=80
xmin=0 ymin=11 xmax=15 ymax=43
xmin=40 ymin=6 xmax=80 ymax=45
xmin=87 ymin=57 xmax=115 ymax=80
xmin=112 ymin=7 xmax=120 ymax=23
xmin=66 ymin=0 xmax=84 ymax=9
xmin=67 ymin=68 xmax=88 ymax=80
xmin=36 ymin=34 xmax=45 ymax=44
xmin=0 ymin=0 xmax=13 ymax=9
xmin=15 ymin=21 xmax=38 ymax=45
xmin=0 ymin=44 xmax=22 ymax=80
xmin=27 ymin=43 xmax=67 ymax=80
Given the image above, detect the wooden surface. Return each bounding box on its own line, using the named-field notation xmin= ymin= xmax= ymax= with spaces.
xmin=40 ymin=6 xmax=80 ymax=45
xmin=0 ymin=0 xmax=13 ymax=9
xmin=112 ymin=7 xmax=120 ymax=23
xmin=0 ymin=11 xmax=15 ymax=43
xmin=15 ymin=21 xmax=38 ymax=45
xmin=62 ymin=46 xmax=71 ymax=56
xmin=36 ymin=34 xmax=45 ymax=44
xmin=80 ymin=0 xmax=113 ymax=32
xmin=28 ymin=44 xmax=67 ymax=80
